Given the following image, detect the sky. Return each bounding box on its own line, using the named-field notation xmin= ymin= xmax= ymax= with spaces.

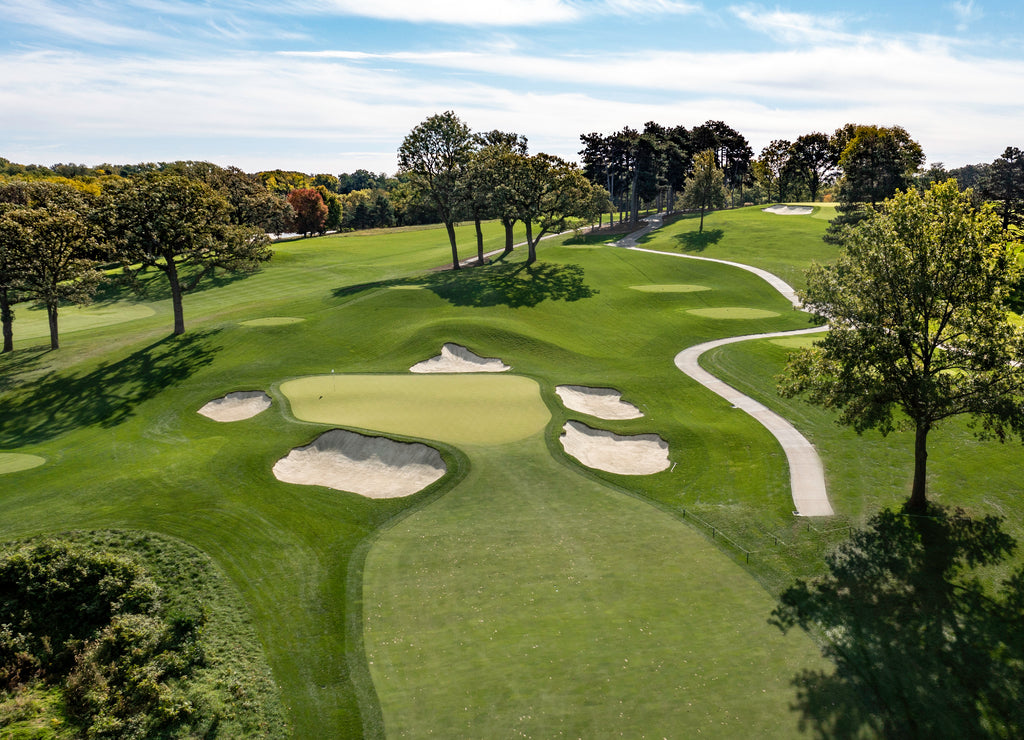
xmin=2 ymin=0 xmax=1023 ymax=176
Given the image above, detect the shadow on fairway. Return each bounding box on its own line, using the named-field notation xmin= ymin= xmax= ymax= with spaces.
xmin=674 ymin=228 xmax=724 ymax=252
xmin=333 ymin=261 xmax=598 ymax=309
xmin=92 ymin=267 xmax=256 ymax=305
xmin=771 ymin=505 xmax=1024 ymax=738
xmin=0 ymin=347 xmax=50 ymax=392
xmin=0 ymin=330 xmax=221 ymax=447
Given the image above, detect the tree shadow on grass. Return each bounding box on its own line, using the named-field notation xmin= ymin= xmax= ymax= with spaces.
xmin=771 ymin=505 xmax=1024 ymax=738
xmin=0 ymin=330 xmax=221 ymax=447
xmin=0 ymin=347 xmax=50 ymax=393
xmin=673 ymin=228 xmax=724 ymax=252
xmin=332 ymin=261 xmax=598 ymax=309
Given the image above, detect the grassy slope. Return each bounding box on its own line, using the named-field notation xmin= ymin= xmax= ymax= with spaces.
xmin=5 ymin=206 xmax=1013 ymax=736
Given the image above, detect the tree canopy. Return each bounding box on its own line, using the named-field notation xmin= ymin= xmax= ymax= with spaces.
xmin=781 ymin=179 xmax=1024 ymax=510
xmin=681 ymin=149 xmax=727 ymax=232
xmin=100 ymin=174 xmax=272 ymax=336
xmin=397 ymin=111 xmax=474 ymax=270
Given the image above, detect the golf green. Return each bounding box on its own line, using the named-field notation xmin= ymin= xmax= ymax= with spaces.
xmin=0 ymin=453 xmax=46 ymax=474
xmin=279 ymin=374 xmax=551 ymax=446
xmin=630 ymin=284 xmax=710 ymax=293
xmin=687 ymin=307 xmax=781 ymax=319
xmin=240 ymin=316 xmax=306 ymax=326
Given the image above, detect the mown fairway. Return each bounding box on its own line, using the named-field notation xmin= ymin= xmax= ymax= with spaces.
xmin=3 ymin=206 xmax=1019 ymax=736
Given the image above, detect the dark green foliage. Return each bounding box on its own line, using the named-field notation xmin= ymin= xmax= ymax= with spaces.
xmin=0 ymin=540 xmax=204 ymax=738
xmin=772 ymin=506 xmax=1024 ymax=739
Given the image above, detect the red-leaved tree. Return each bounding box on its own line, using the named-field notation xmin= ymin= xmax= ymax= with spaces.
xmin=287 ymin=188 xmax=328 ymax=236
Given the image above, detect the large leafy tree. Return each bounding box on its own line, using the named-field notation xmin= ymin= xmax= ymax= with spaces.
xmin=690 ymin=120 xmax=752 ymax=192
xmin=788 ymin=132 xmax=838 ymax=202
xmin=0 ymin=181 xmax=102 ymax=351
xmin=981 ymin=146 xmax=1024 ymax=230
xmin=287 ymin=187 xmax=328 ymax=236
xmin=755 ymin=139 xmax=792 ymax=202
xmin=781 ymin=180 xmax=1024 ymax=511
xmin=510 ymin=154 xmax=600 ymax=265
xmin=101 ymin=174 xmax=272 ymax=336
xmin=681 ymin=149 xmax=727 ymax=232
xmin=826 ymin=124 xmax=924 ymax=241
xmin=466 ymin=130 xmax=528 ymax=264
xmin=398 ymin=111 xmax=473 ymax=270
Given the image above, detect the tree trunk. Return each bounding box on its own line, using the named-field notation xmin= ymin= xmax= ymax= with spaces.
xmin=907 ymin=421 xmax=930 ymax=512
xmin=698 ymin=204 xmax=706 ymax=233
xmin=525 ymin=221 xmax=537 ymax=265
xmin=165 ymin=258 xmax=186 ymax=336
xmin=46 ymin=302 xmax=59 ymax=350
xmin=502 ymin=218 xmax=515 ymax=255
xmin=474 ymin=218 xmax=485 ymax=266
xmin=1 ymin=290 xmax=13 ymax=353
xmin=667 ymin=187 xmax=675 ymax=214
xmin=630 ymin=167 xmax=640 ymax=224
xmin=445 ymin=221 xmax=460 ymax=270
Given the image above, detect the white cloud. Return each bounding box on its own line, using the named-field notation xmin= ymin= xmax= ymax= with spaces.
xmin=314 ymin=0 xmax=578 ymax=25
xmin=1 ymin=0 xmax=160 ymax=45
xmin=729 ymin=5 xmax=852 ymax=44
xmin=950 ymin=0 xmax=982 ymax=31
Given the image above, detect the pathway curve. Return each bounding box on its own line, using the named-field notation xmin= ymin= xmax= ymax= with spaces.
xmin=615 ymin=227 xmax=833 ymax=516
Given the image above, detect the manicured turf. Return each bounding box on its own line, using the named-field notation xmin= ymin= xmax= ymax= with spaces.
xmin=4 ymin=207 xmax=1016 ymax=737
xmin=0 ymin=453 xmax=46 ymax=473
xmin=280 ymin=374 xmax=550 ymax=445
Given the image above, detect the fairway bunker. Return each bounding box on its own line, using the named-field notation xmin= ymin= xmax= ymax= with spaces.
xmin=762 ymin=205 xmax=813 ymax=215
xmin=198 ymin=391 xmax=272 ymax=422
xmin=560 ymin=420 xmax=670 ymax=475
xmin=272 ymin=429 xmax=445 ymax=498
xmin=410 ymin=343 xmax=510 ymax=373
xmin=555 ymin=385 xmax=643 ymax=420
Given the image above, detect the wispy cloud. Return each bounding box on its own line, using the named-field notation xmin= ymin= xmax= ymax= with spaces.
xmin=729 ymin=5 xmax=853 ymax=44
xmin=2 ymin=0 xmax=160 ymax=45
xmin=950 ymin=0 xmax=983 ymax=31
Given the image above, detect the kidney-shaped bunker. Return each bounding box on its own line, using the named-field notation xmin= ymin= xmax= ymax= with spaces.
xmin=272 ymin=429 xmax=446 ymax=498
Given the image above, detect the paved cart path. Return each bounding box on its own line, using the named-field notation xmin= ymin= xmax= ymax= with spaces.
xmin=614 ymin=217 xmax=834 ymax=516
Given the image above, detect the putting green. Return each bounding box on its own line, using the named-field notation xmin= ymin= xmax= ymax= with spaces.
xmin=18 ymin=303 xmax=155 ymax=339
xmin=630 ymin=284 xmax=710 ymax=293
xmin=279 ymin=374 xmax=550 ymax=446
xmin=241 ymin=317 xmax=306 ymax=326
xmin=686 ymin=307 xmax=780 ymax=319
xmin=768 ymin=335 xmax=823 ymax=349
xmin=0 ymin=453 xmax=46 ymax=474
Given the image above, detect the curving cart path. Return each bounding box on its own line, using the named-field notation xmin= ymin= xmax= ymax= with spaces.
xmin=616 ymin=221 xmax=833 ymax=516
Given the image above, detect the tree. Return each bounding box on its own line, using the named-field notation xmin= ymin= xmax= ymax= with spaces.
xmin=10 ymin=203 xmax=103 ymax=350
xmin=466 ymin=130 xmax=529 ymax=265
xmin=0 ymin=181 xmax=102 ymax=350
xmin=788 ymin=132 xmax=838 ymax=202
xmin=681 ymin=149 xmax=727 ymax=232
xmin=772 ymin=506 xmax=1024 ymax=738
xmin=981 ymin=146 xmax=1024 ymax=230
xmin=691 ymin=120 xmax=753 ymax=192
xmin=781 ymin=180 xmax=1024 ymax=511
xmin=826 ymin=124 xmax=924 ymax=241
xmin=755 ymin=139 xmax=792 ymax=202
xmin=287 ymin=187 xmax=328 ymax=236
xmin=100 ymin=174 xmax=272 ymax=336
xmin=398 ymin=111 xmax=473 ymax=270
xmin=509 ymin=154 xmax=599 ymax=265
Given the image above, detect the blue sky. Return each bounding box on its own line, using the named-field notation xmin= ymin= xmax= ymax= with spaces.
xmin=2 ymin=0 xmax=1022 ymax=175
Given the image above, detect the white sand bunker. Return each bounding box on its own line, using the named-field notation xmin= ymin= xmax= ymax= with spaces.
xmin=555 ymin=385 xmax=643 ymax=420
xmin=762 ymin=205 xmax=813 ymax=215
xmin=410 ymin=343 xmax=510 ymax=373
xmin=560 ymin=421 xmax=670 ymax=475
xmin=198 ymin=391 xmax=272 ymax=422
xmin=273 ymin=429 xmax=446 ymax=498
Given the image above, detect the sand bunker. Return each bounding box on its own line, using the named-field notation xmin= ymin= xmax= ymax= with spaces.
xmin=555 ymin=385 xmax=643 ymax=420
xmin=560 ymin=421 xmax=670 ymax=475
xmin=272 ymin=429 xmax=446 ymax=498
xmin=410 ymin=343 xmax=510 ymax=373
xmin=762 ymin=205 xmax=813 ymax=216
xmin=198 ymin=391 xmax=272 ymax=422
